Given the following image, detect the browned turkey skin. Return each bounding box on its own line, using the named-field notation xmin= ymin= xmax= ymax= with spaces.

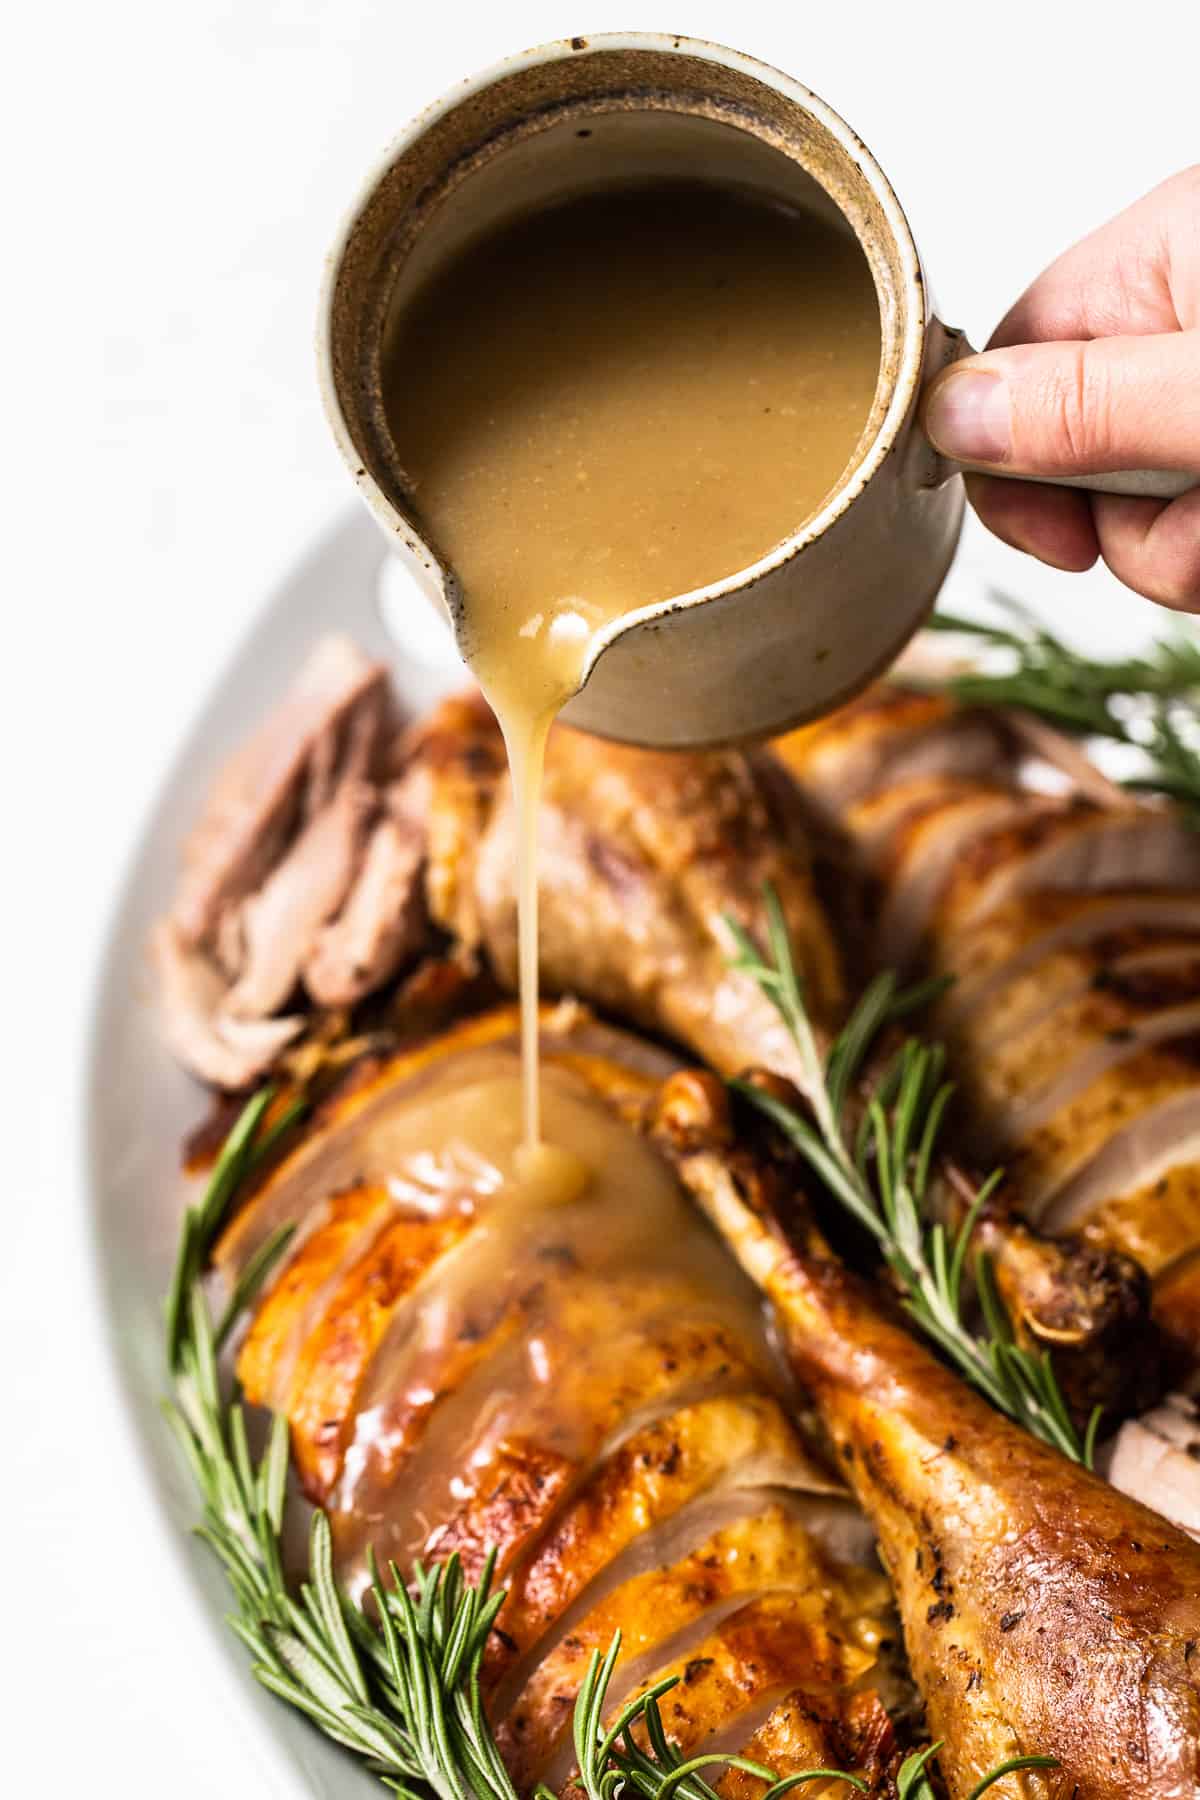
xmin=215 ymin=1004 xmax=1200 ymax=1799
xmin=655 ymin=1071 xmax=1200 ymax=1800
xmin=775 ymin=687 xmax=1200 ymax=1384
xmin=219 ymin=1004 xmax=903 ymax=1796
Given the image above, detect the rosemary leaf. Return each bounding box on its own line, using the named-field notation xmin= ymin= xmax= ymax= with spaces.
xmin=965 ymin=1757 xmax=1061 ymax=1800
xmin=729 ymin=886 xmax=1092 ymax=1467
xmin=215 ymin=1224 xmax=296 ymax=1352
xmin=923 ymin=598 xmax=1200 ymax=822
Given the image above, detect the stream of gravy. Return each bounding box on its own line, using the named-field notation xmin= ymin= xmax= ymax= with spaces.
xmin=383 ymin=180 xmax=880 ymax=1160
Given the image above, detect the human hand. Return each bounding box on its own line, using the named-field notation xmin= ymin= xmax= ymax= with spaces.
xmin=921 ymin=166 xmax=1200 ymax=609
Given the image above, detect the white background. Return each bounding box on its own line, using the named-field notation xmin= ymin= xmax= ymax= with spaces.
xmin=5 ymin=2 xmax=1198 ymax=1792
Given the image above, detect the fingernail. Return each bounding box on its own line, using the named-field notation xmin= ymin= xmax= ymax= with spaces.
xmin=925 ymin=369 xmax=1011 ymax=464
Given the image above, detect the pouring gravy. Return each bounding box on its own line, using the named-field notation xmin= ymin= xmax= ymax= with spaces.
xmin=382 ymin=179 xmax=880 ymax=1157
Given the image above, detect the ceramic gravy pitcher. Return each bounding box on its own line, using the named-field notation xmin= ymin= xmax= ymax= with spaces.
xmin=319 ymin=33 xmax=1187 ymax=748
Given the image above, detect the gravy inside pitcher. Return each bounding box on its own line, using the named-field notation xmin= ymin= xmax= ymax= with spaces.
xmin=380 ymin=177 xmax=880 ymax=1162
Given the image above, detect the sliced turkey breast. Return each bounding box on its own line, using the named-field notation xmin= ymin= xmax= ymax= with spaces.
xmin=500 ymin=1504 xmax=885 ymax=1791
xmin=481 ymin=1394 xmax=862 ymax=1704
xmin=1053 ymin=1134 xmax=1200 ymax=1279
xmin=489 ymin=1475 xmax=873 ymax=1717
xmin=217 ymin=1003 xmax=904 ymax=1798
xmin=775 ymin=687 xmax=1014 ymax=817
xmin=1011 ymin=1042 xmax=1200 ymax=1225
xmin=1033 ymin=1087 xmax=1200 ymax=1231
xmin=875 ymin=790 xmax=1060 ymax=967
xmin=1076 ymin=1164 xmax=1200 ymax=1364
xmin=215 ymin=1005 xmax=673 ymax=1282
xmin=936 ymin=803 xmax=1200 ymax=940
xmin=959 ymin=991 xmax=1200 ymax=1148
xmin=957 ymin=936 xmax=1200 ymax=1056
xmin=1105 ymin=1390 xmax=1200 ymax=1540
xmin=845 ymin=775 xmax=1018 ymax=867
xmin=935 ymin=891 xmax=1200 ymax=1030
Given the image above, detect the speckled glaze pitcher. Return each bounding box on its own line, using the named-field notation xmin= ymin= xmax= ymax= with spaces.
xmin=319 ymin=33 xmax=1186 ymax=748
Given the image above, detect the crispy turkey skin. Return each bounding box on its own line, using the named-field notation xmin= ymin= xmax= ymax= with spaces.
xmin=218 ymin=1005 xmax=901 ymax=1795
xmin=656 ymin=1072 xmax=1200 ymax=1800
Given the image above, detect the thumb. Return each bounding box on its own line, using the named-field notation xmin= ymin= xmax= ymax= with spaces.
xmin=923 ymin=329 xmax=1200 ymax=476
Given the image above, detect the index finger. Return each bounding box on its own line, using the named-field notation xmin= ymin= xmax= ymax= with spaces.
xmin=989 ymin=167 xmax=1195 ymax=348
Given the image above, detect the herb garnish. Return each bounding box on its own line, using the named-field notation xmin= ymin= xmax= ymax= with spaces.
xmin=924 ymin=599 xmax=1200 ymax=822
xmin=727 ymin=888 xmax=1099 ymax=1467
xmin=162 ymin=1084 xmax=1056 ymax=1795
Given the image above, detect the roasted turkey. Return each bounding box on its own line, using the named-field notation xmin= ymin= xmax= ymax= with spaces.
xmin=661 ymin=1071 xmax=1200 ymax=1800
xmin=211 ymin=999 xmax=1200 ymax=1799
xmin=218 ymin=1004 xmax=903 ymax=1795
xmin=776 ymin=687 xmax=1200 ymax=1392
xmin=154 ymin=637 xmax=1200 ymax=1797
xmin=155 ymin=648 xmax=1149 ymax=1401
xmin=152 ymin=644 xmax=841 ymax=1092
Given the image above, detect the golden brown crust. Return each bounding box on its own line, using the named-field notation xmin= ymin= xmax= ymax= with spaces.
xmin=485 ymin=1392 xmax=820 ymax=1681
xmin=236 ymin=1180 xmax=395 ymax=1418
xmin=678 ymin=1139 xmax=1200 ymax=1800
xmin=503 ymin=1519 xmax=888 ymax=1800
xmin=782 ymin=683 xmax=960 ymax=750
xmin=214 ymin=1006 xmax=528 ymax=1279
xmin=226 ymin=1006 xmax=901 ymax=1793
xmin=1012 ymin=1038 xmax=1200 ymax=1213
xmin=280 ymin=1206 xmax=474 ymax=1498
xmin=782 ymin=685 xmax=1200 ymax=1377
xmin=1083 ymin=1161 xmax=1200 ymax=1280
xmin=621 ymin=1594 xmax=879 ymax=1769
xmin=402 ymin=693 xmax=849 ymax=1073
xmin=875 ymin=786 xmax=1029 ymax=885
xmin=498 ymin=1508 xmax=888 ymax=1789
xmin=718 ymin=1688 xmax=898 ymax=1800
xmin=1152 ymin=1246 xmax=1200 ymax=1367
xmin=382 ymin=1295 xmax=772 ymax=1581
xmin=775 ymin=687 xmax=1015 ymax=825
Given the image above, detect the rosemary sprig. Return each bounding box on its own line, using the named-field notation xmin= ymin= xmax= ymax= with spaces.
xmin=164 ymin=1086 xmax=1057 ymax=1796
xmin=896 ymin=1742 xmax=1057 ymax=1800
xmin=555 ymin=1633 xmax=784 ymax=1800
xmin=162 ymin=1103 xmax=868 ymax=1796
xmin=163 ymin=1089 xmax=530 ymax=1798
xmin=565 ymin=1640 xmax=1053 ymax=1800
xmin=727 ymin=888 xmax=1098 ymax=1467
xmin=924 ymin=598 xmax=1200 ymax=821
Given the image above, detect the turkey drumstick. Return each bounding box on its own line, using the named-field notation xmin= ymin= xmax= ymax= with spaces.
xmin=654 ymin=1072 xmax=1200 ymax=1800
